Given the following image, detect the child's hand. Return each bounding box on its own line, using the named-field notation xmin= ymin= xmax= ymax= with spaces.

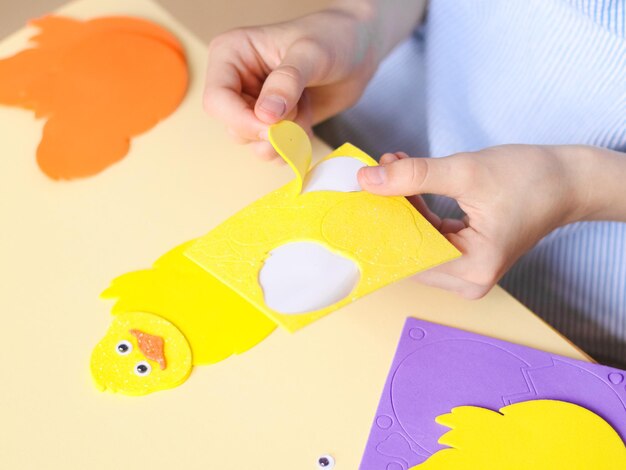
xmin=203 ymin=9 xmax=377 ymax=160
xmin=203 ymin=1 xmax=429 ymax=160
xmin=357 ymin=145 xmax=625 ymax=299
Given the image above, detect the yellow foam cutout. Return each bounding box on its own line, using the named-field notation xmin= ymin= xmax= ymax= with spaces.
xmin=186 ymin=121 xmax=461 ymax=332
xmin=94 ymin=240 xmax=277 ymax=395
xmin=268 ymin=120 xmax=312 ymax=193
xmin=413 ymin=400 xmax=626 ymax=469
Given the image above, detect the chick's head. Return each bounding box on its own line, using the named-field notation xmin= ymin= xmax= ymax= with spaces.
xmin=91 ymin=311 xmax=192 ymax=395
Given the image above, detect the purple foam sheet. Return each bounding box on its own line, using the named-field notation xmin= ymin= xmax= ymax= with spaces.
xmin=359 ymin=318 xmax=626 ymax=470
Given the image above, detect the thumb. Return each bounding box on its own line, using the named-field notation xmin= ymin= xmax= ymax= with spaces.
xmin=358 ymin=155 xmax=470 ymax=199
xmin=255 ymin=40 xmax=318 ymax=124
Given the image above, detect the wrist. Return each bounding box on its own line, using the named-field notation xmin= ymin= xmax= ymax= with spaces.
xmin=555 ymin=145 xmax=626 ymax=223
xmin=290 ymin=8 xmax=377 ymax=68
xmin=328 ymin=0 xmax=427 ymax=64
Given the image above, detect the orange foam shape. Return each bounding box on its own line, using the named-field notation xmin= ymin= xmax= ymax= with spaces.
xmin=130 ymin=329 xmax=167 ymax=370
xmin=0 ymin=16 xmax=188 ymax=180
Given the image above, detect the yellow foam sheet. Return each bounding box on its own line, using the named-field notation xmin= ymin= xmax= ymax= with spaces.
xmin=0 ymin=0 xmax=589 ymax=468
xmin=414 ymin=400 xmax=626 ymax=469
xmin=186 ymin=124 xmax=461 ymax=332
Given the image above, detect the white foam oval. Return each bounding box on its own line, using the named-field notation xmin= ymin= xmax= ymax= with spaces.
xmin=259 ymin=241 xmax=360 ymax=314
xmin=302 ymin=156 xmax=367 ymax=193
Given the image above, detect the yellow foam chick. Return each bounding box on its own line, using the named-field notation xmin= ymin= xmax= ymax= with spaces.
xmin=412 ymin=400 xmax=626 ymax=470
xmin=186 ymin=121 xmax=461 ymax=332
xmin=92 ymin=240 xmax=277 ymax=395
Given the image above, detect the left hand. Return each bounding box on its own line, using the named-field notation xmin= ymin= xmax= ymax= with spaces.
xmin=357 ymin=145 xmax=598 ymax=299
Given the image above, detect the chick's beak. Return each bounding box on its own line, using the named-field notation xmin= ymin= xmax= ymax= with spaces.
xmin=130 ymin=329 xmax=167 ymax=370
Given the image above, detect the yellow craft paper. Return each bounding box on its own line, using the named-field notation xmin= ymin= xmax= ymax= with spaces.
xmin=186 ymin=122 xmax=461 ymax=332
xmin=268 ymin=120 xmax=311 ymax=192
xmin=93 ymin=240 xmax=277 ymax=394
xmin=413 ymin=400 xmax=626 ymax=469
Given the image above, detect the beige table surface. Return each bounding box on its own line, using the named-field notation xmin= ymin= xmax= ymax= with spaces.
xmin=0 ymin=0 xmax=588 ymax=469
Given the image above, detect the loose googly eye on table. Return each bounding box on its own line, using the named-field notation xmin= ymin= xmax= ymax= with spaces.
xmin=316 ymin=454 xmax=335 ymax=468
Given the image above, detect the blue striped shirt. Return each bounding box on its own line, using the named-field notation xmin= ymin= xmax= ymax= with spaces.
xmin=317 ymin=0 xmax=626 ymax=365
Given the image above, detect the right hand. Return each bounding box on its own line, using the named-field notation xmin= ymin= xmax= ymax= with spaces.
xmin=203 ymin=8 xmax=377 ymax=159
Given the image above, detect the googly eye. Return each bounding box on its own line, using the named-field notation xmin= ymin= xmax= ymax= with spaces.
xmin=316 ymin=455 xmax=335 ymax=469
xmin=134 ymin=361 xmax=152 ymax=377
xmin=115 ymin=340 xmax=132 ymax=356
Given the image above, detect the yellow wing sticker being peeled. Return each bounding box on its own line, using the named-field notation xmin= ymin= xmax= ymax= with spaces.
xmin=268 ymin=120 xmax=311 ymax=193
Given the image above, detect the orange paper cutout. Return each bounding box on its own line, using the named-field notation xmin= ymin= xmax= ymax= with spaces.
xmin=0 ymin=16 xmax=188 ymax=179
xmin=130 ymin=329 xmax=167 ymax=370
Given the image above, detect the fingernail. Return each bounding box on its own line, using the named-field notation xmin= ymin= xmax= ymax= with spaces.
xmin=258 ymin=95 xmax=286 ymax=117
xmin=361 ymin=166 xmax=386 ymax=185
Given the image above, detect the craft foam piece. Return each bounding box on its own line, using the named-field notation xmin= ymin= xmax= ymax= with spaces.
xmin=259 ymin=241 xmax=361 ymax=314
xmin=359 ymin=318 xmax=626 ymax=469
xmin=130 ymin=329 xmax=167 ymax=370
xmin=302 ymin=156 xmax=366 ymax=193
xmin=186 ymin=121 xmax=461 ymax=332
xmin=268 ymin=120 xmax=312 ymax=192
xmin=0 ymin=15 xmax=188 ymax=180
xmin=93 ymin=240 xmax=276 ymax=395
xmin=413 ymin=400 xmax=626 ymax=469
